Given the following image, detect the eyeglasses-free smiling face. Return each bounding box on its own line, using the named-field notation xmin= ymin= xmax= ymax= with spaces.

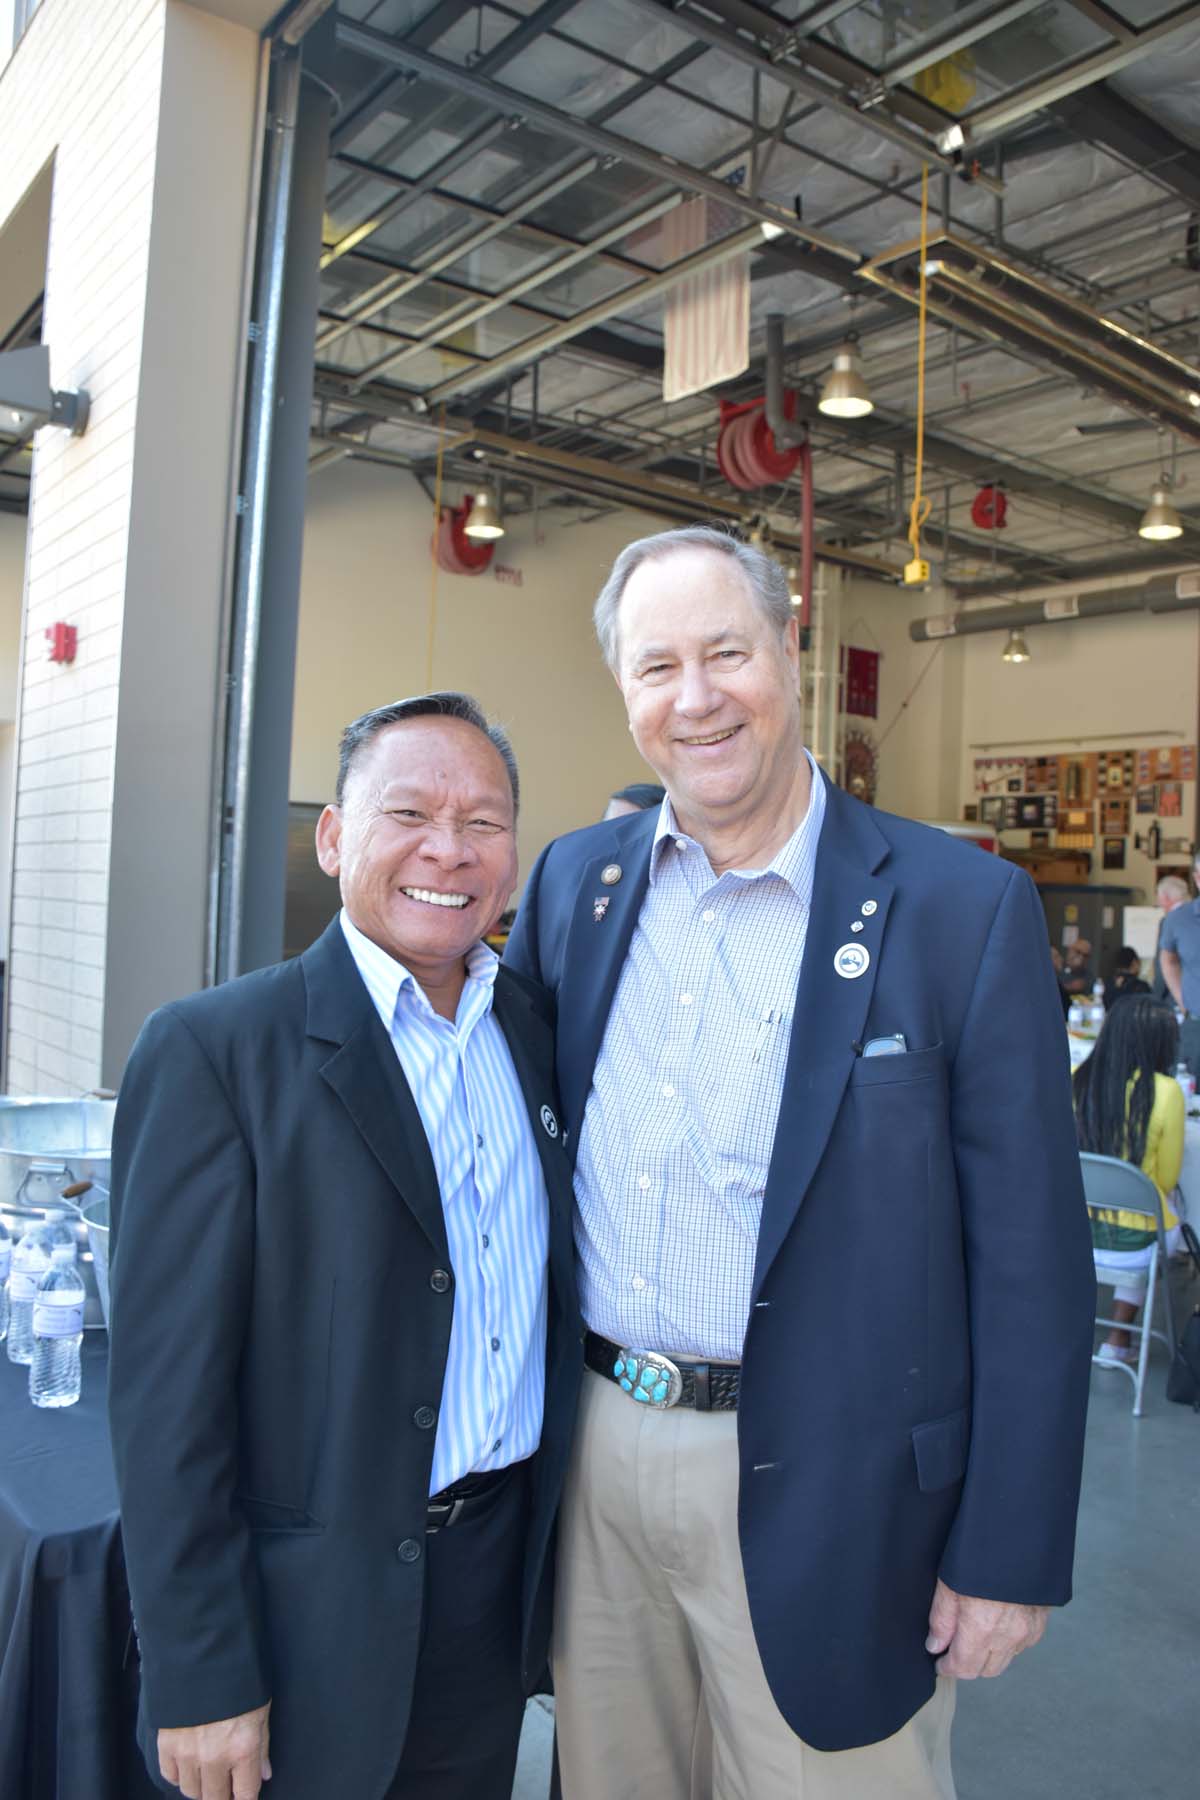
xmin=614 ymin=547 xmax=803 ymax=841
xmin=315 ymin=716 xmax=518 ymax=986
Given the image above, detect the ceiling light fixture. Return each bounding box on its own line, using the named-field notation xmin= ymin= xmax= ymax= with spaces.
xmin=463 ymin=486 xmax=505 ymax=540
xmin=1138 ymin=483 xmax=1183 ymax=542
xmin=818 ymin=339 xmax=874 ymax=419
xmin=785 ymin=563 xmax=802 ymax=605
xmin=937 ymin=123 xmax=966 ymax=155
xmin=1001 ymin=628 xmax=1031 ymax=664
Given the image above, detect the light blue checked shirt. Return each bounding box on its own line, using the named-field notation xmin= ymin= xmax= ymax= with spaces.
xmin=340 ymin=912 xmax=549 ymax=1495
xmin=574 ymin=759 xmax=827 ymax=1361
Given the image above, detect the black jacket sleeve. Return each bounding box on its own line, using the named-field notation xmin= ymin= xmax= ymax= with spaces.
xmin=108 ymin=1005 xmax=270 ymax=1729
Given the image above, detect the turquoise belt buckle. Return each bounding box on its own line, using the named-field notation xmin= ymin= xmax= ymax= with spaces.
xmin=612 ymin=1347 xmax=683 ymax=1408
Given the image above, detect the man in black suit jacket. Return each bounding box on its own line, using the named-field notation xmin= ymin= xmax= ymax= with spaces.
xmin=109 ymin=694 xmax=581 ymax=1800
xmin=506 ymin=528 xmax=1095 ymax=1798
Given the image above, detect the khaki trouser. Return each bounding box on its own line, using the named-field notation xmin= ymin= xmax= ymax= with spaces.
xmin=552 ymin=1369 xmax=956 ymax=1800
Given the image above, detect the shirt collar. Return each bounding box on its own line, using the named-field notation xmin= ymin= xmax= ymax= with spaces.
xmin=339 ymin=908 xmax=498 ymax=1035
xmin=648 ymin=749 xmax=826 ymax=903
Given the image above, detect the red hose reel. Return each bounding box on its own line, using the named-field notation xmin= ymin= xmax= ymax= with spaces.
xmin=971 ymin=484 xmax=1007 ymax=529
xmin=431 ymin=498 xmax=495 ymax=576
xmin=717 ymin=393 xmax=803 ymax=490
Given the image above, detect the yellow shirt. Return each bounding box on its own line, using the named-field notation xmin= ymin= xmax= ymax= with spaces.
xmin=1092 ymin=1071 xmax=1183 ymax=1236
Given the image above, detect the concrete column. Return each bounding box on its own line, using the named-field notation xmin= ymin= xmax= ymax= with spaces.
xmin=0 ymin=0 xmax=263 ymax=1092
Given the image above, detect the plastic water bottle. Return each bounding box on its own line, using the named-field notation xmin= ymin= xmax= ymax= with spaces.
xmin=1067 ymin=999 xmax=1085 ymax=1031
xmin=30 ymin=1244 xmax=85 ymax=1408
xmin=0 ymin=1216 xmax=10 ymax=1344
xmin=41 ymin=1207 xmax=77 ymax=1261
xmin=7 ymin=1220 xmax=54 ymax=1365
xmin=1175 ymin=1062 xmax=1196 ymax=1107
xmin=1089 ymin=979 xmax=1106 ymax=1032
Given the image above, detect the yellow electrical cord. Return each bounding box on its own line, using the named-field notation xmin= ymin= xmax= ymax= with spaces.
xmin=427 ymin=404 xmax=446 ymax=688
xmin=906 ymin=164 xmax=932 ymax=585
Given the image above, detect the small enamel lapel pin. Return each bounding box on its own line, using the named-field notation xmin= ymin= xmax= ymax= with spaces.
xmin=593 ymin=897 xmax=610 ymax=922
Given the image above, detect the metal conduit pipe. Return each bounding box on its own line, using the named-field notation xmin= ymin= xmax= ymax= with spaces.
xmin=764 ymin=315 xmax=813 ymax=628
xmin=909 ymin=573 xmax=1200 ymax=643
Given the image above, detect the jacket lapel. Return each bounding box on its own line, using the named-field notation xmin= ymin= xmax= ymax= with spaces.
xmin=492 ymin=970 xmax=575 ymax=1314
xmin=752 ymin=779 xmax=894 ymax=1297
xmin=555 ymin=812 xmax=656 ymax=1156
xmin=302 ymin=918 xmax=448 ymax=1260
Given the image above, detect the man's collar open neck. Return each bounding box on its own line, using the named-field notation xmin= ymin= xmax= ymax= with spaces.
xmin=665 ymin=748 xmax=816 ymax=876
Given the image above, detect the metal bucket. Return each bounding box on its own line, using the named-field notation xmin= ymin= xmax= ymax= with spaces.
xmin=0 ymin=1096 xmax=115 ymax=1329
xmin=80 ymin=1188 xmax=111 ymax=1327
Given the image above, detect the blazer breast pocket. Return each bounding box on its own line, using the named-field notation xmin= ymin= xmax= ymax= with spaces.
xmin=848 ymin=1042 xmax=946 ymax=1089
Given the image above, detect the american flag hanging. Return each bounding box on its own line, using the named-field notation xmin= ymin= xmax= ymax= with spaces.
xmin=662 ymin=197 xmax=749 ymax=404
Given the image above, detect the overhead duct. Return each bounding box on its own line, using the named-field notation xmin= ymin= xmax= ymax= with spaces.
xmin=910 ymin=572 xmax=1200 ymax=643
xmin=862 ymin=235 xmax=1200 ymax=445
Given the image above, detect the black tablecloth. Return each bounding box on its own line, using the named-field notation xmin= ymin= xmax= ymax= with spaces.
xmin=0 ymin=1335 xmax=158 ymax=1800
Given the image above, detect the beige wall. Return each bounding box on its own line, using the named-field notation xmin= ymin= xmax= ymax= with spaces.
xmin=293 ymin=462 xmax=668 ymax=885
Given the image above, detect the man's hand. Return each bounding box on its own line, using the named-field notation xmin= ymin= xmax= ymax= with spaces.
xmin=926 ymin=1580 xmax=1047 ymax=1679
xmin=158 ymin=1701 xmax=271 ymax=1800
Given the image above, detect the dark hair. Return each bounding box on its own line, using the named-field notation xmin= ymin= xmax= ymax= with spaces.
xmin=1073 ymin=995 xmax=1179 ymax=1167
xmin=336 ymin=692 xmax=519 ymax=812
xmin=610 ymin=782 xmax=666 ymax=811
xmin=1114 ymin=945 xmax=1141 ymax=971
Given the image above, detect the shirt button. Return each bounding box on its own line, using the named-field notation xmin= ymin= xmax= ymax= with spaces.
xmin=631 ymin=1275 xmax=647 ymax=1291
xmin=661 ymin=1084 xmax=676 ymax=1099
xmin=430 ymin=1269 xmax=452 ymax=1293
xmin=413 ymin=1405 xmax=437 ymax=1430
xmin=397 ymin=1539 xmax=422 ymax=1564
xmin=491 ymin=1337 xmax=501 ymax=1351
xmin=638 ymin=1174 xmax=651 ymax=1191
xmin=675 ymin=838 xmax=687 ymax=851
xmin=679 ymin=993 xmax=694 ymax=1007
xmin=476 ymin=1133 xmax=484 ymax=1147
xmin=493 ymin=1438 xmax=503 ymax=1452
xmin=481 ymin=1234 xmax=490 ymax=1249
xmin=701 ymin=909 xmax=716 ymax=923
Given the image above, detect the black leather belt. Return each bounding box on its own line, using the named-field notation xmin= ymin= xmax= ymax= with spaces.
xmin=585 ymin=1331 xmax=740 ymax=1412
xmin=426 ymin=1463 xmax=519 ymax=1532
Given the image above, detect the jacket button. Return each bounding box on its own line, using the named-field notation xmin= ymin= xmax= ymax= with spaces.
xmin=413 ymin=1405 xmax=437 ymax=1430
xmin=397 ymin=1539 xmax=422 ymax=1563
xmin=430 ymin=1269 xmax=452 ymax=1293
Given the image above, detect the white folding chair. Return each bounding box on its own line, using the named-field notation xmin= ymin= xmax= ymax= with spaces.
xmin=1081 ymin=1151 xmax=1178 ymax=1417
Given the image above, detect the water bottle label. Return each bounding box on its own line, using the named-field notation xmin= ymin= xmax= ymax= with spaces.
xmin=10 ymin=1270 xmax=39 ymax=1303
xmin=32 ymin=1296 xmax=84 ymax=1337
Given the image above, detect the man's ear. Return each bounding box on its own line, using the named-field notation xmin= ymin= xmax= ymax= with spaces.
xmin=315 ymin=805 xmax=343 ymax=877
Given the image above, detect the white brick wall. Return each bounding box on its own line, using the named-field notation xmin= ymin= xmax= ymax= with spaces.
xmin=0 ymin=0 xmax=167 ymax=1091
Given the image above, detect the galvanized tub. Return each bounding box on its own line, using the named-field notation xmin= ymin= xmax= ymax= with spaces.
xmin=0 ymin=1096 xmax=115 ymax=1329
xmin=80 ymin=1187 xmax=111 ymax=1327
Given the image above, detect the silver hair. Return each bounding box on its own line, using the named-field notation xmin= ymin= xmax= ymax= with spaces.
xmin=336 ymin=691 xmax=518 ymax=812
xmin=593 ymin=524 xmax=793 ymax=670
xmin=1158 ymin=874 xmax=1190 ymax=902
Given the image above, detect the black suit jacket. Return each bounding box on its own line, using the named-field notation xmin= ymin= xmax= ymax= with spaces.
xmin=506 ymin=776 xmax=1095 ymax=1752
xmin=108 ymin=919 xmax=581 ymax=1800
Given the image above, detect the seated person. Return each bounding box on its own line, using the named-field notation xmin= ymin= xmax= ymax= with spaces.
xmin=1103 ymin=945 xmax=1151 ymax=1012
xmin=1072 ymin=995 xmax=1183 ymax=1364
xmin=1061 ymin=938 xmax=1094 ymax=996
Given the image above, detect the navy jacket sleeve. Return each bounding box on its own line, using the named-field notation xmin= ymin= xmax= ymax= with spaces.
xmin=940 ymin=867 xmax=1096 ymax=1605
xmin=108 ymin=1005 xmax=271 ymax=1729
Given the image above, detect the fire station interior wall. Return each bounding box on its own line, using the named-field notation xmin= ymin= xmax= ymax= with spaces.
xmin=291 ymin=460 xmax=670 ymax=894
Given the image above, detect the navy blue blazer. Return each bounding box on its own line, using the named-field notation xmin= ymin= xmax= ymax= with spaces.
xmin=505 ymin=774 xmax=1095 ymax=1752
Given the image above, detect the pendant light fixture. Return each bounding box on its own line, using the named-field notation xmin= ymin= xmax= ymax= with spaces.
xmin=463 ymin=486 xmax=505 ymax=540
xmin=818 ymin=338 xmax=874 ymax=419
xmin=1001 ymin=628 xmax=1031 ymax=664
xmin=1138 ymin=482 xmax=1183 ymax=542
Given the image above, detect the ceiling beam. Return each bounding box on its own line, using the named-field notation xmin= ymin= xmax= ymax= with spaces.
xmin=1047 ymin=82 xmax=1200 ymax=210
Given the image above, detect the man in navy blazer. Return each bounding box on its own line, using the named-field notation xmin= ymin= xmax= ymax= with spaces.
xmin=506 ymin=527 xmax=1094 ymax=1799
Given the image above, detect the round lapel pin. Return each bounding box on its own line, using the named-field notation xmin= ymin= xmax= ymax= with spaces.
xmin=834 ymin=942 xmax=871 ymax=980
xmin=601 ymin=863 xmax=622 ymax=886
xmin=861 ymin=899 xmax=878 ymax=917
xmin=540 ymin=1104 xmax=559 ymax=1138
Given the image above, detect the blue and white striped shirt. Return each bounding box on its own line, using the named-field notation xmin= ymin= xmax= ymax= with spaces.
xmin=574 ymin=759 xmax=826 ymax=1361
xmin=340 ymin=911 xmax=549 ymax=1494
